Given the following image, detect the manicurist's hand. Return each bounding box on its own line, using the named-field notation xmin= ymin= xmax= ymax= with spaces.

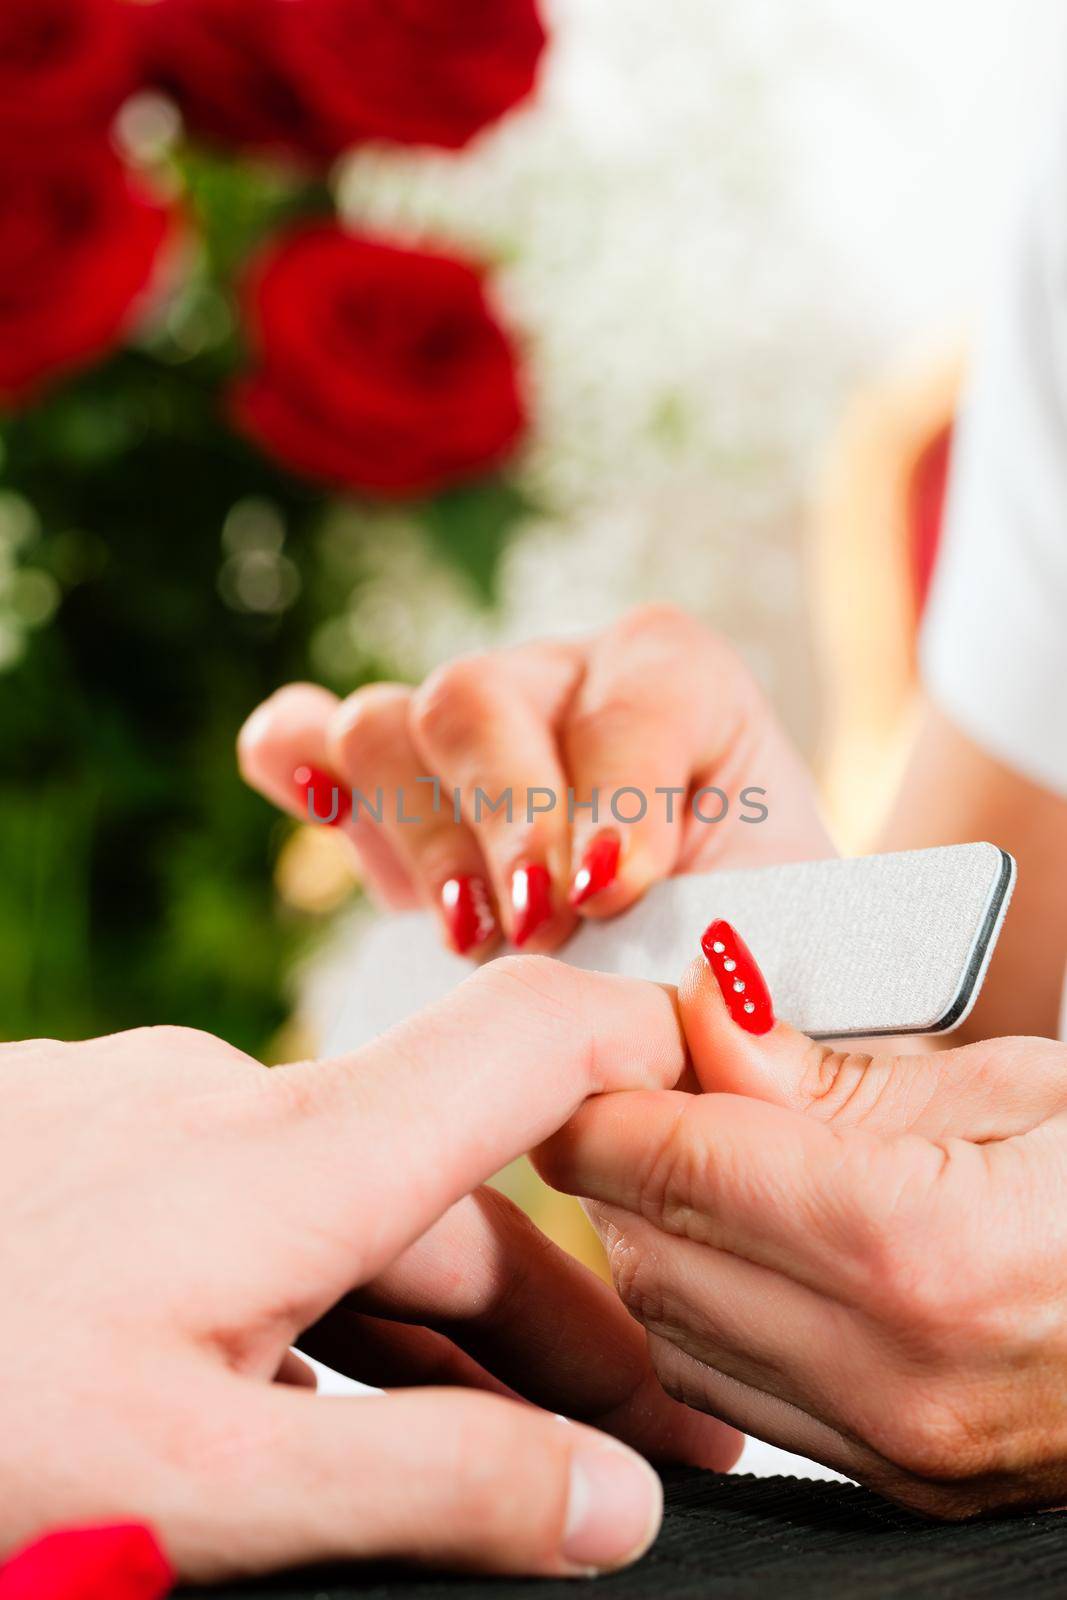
xmin=0 ymin=959 xmax=739 ymax=1583
xmin=239 ymin=604 xmax=832 ymax=956
xmin=537 ymin=925 xmax=1067 ymax=1518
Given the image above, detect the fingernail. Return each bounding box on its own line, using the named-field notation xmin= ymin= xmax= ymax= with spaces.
xmin=569 ymin=830 xmax=621 ymax=908
xmin=511 ymin=862 xmax=553 ymax=946
xmin=440 ymin=874 xmax=497 ymax=954
xmin=0 ymin=1524 xmax=174 ymax=1599
xmin=700 ymin=918 xmax=775 ymax=1034
xmin=293 ymin=763 xmax=351 ymax=827
xmin=563 ymin=1441 xmax=662 ymax=1574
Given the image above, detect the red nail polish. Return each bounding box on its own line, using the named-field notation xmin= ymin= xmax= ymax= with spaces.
xmin=441 ymin=875 xmax=497 ymax=955
xmin=511 ymin=862 xmax=553 ymax=946
xmin=569 ymin=831 xmax=621 ymax=908
xmin=700 ymin=919 xmax=775 ymax=1035
xmin=293 ymin=763 xmax=351 ymax=827
xmin=0 ymin=1523 xmax=174 ymax=1600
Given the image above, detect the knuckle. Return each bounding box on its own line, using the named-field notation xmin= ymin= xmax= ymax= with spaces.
xmin=887 ymin=1481 xmax=988 ymax=1521
xmin=588 ymin=606 xmax=761 ymax=741
xmin=645 ymin=1334 xmax=714 ymax=1413
xmin=565 ymin=692 xmax=650 ymax=752
xmin=408 ymin=825 xmax=478 ymax=886
xmin=450 ymin=1409 xmax=567 ymax=1560
xmin=603 ymin=1227 xmax=662 ymax=1327
xmin=864 ymin=1243 xmax=1002 ymax=1386
xmin=640 ymin=1107 xmax=706 ymax=1230
xmin=854 ymin=1157 xmax=993 ymax=1355
xmin=98 ymin=1026 xmax=261 ymax=1105
xmin=122 ymin=1023 xmax=219 ymax=1055
xmin=471 ymin=1181 xmax=532 ymax=1240
xmin=863 ymin=1217 xmax=947 ymax=1333
xmin=411 ymin=655 xmax=498 ymax=751
xmin=799 ymin=1043 xmax=884 ymax=1125
xmin=465 ymin=1189 xmax=559 ymax=1331
xmin=328 ymin=682 xmax=411 ymax=769
xmin=467 ymin=955 xmax=599 ymax=1077
xmin=881 ymin=1247 xmax=1025 ymax=1366
xmin=648 ymin=1354 xmax=688 ymax=1408
xmin=266 ymin=1060 xmax=323 ymax=1122
xmin=954 ymin=1279 xmax=1046 ymax=1359
xmin=611 ymin=601 xmax=699 ymax=644
xmin=872 ymin=1385 xmax=993 ymax=1486
xmin=446 ymin=1453 xmax=505 ymax=1536
xmin=818 ymin=1136 xmax=953 ymax=1322
xmin=607 ymin=604 xmax=745 ymax=678
xmin=470 ymin=953 xmax=577 ymax=1023
xmin=656 ymin=1366 xmax=706 ymax=1412
xmin=2 ymin=1035 xmax=60 ymax=1057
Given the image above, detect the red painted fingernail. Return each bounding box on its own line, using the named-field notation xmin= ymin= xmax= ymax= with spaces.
xmin=0 ymin=1522 xmax=174 ymax=1600
xmin=293 ymin=764 xmax=351 ymax=827
xmin=569 ymin=831 xmax=621 ymax=908
xmin=511 ymin=862 xmax=553 ymax=946
xmin=441 ymin=874 xmax=497 ymax=955
xmin=700 ymin=919 xmax=775 ymax=1035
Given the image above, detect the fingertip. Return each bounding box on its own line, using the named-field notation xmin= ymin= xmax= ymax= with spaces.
xmin=568 ymin=874 xmax=646 ymax=920
xmin=569 ymin=830 xmax=622 ymax=910
xmin=680 ymin=931 xmax=814 ymax=1105
xmin=236 ymin=699 xmax=285 ymax=793
xmin=660 ymin=1409 xmax=745 ymax=1473
xmin=699 ymin=920 xmax=775 ymax=1035
xmin=568 ymin=836 xmax=664 ymax=920
xmin=678 ymin=944 xmax=774 ymax=1096
xmin=678 ymin=951 xmax=715 ymax=1008
xmin=439 ymin=873 xmax=501 ymax=958
xmin=240 ymin=683 xmax=338 ymax=754
xmin=236 ymin=698 xmax=273 ymax=761
xmin=236 ymin=682 xmax=340 ymax=809
xmin=562 ymin=1437 xmax=663 ymax=1575
xmin=514 ymin=921 xmax=578 ymax=954
xmin=508 ymin=862 xmax=578 ymax=950
xmin=677 ymin=950 xmax=731 ymax=1048
xmin=594 ymin=1361 xmax=745 ymax=1474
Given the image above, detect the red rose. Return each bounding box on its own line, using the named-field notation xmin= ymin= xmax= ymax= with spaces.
xmin=0 ymin=145 xmax=171 ymax=408
xmin=231 ymin=225 xmax=527 ymax=497
xmin=134 ymin=0 xmax=335 ymax=163
xmin=138 ymin=0 xmax=546 ymax=162
xmin=0 ymin=0 xmax=137 ymax=150
xmin=283 ymin=0 xmax=547 ymax=150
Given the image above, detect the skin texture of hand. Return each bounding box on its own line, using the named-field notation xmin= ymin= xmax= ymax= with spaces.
xmin=238 ymin=604 xmax=833 ymax=956
xmin=0 ymin=958 xmax=740 ymax=1583
xmin=537 ymin=948 xmax=1067 ymax=1519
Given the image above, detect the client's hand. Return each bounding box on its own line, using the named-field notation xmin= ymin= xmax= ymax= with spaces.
xmin=0 ymin=959 xmax=739 ymax=1583
xmin=238 ymin=604 xmax=831 ymax=955
xmin=538 ymin=930 xmax=1067 ymax=1518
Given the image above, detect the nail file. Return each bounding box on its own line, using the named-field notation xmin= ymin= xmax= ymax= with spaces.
xmin=322 ymin=843 xmax=1015 ymax=1055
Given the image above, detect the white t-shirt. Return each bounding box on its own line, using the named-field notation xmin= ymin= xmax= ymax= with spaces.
xmin=922 ymin=123 xmax=1067 ymax=799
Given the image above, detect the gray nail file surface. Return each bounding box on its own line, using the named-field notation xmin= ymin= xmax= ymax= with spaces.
xmin=323 ymin=844 xmax=1015 ymax=1055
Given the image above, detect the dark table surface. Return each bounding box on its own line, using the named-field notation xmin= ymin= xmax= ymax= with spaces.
xmin=184 ymin=1468 xmax=1067 ymax=1600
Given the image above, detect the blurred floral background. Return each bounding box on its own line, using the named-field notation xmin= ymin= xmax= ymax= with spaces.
xmin=1 ymin=0 xmax=1064 ymax=1065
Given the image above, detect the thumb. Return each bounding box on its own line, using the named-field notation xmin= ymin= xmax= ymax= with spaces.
xmin=680 ymin=918 xmax=1067 ymax=1139
xmin=188 ymin=1384 xmax=662 ymax=1582
xmin=266 ymin=957 xmax=688 ymax=1292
